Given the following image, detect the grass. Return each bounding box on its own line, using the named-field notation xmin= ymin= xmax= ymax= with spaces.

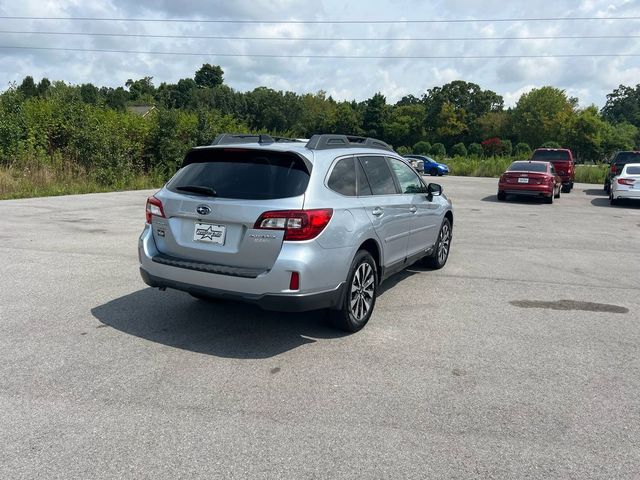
xmin=442 ymin=156 xmax=607 ymax=184
xmin=0 ymin=162 xmax=164 ymax=200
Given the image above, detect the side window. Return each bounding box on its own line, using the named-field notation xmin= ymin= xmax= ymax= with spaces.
xmin=550 ymin=164 xmax=556 ymax=175
xmin=358 ymin=156 xmax=398 ymax=195
xmin=356 ymin=158 xmax=373 ymax=196
xmin=327 ymin=157 xmax=356 ymax=196
xmin=388 ymin=158 xmax=425 ymax=194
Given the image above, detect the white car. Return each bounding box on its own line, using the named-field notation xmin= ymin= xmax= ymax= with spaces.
xmin=610 ymin=163 xmax=640 ymax=205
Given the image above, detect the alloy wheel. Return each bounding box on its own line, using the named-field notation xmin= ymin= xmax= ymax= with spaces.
xmin=350 ymin=262 xmax=375 ymax=321
xmin=437 ymin=223 xmax=451 ymax=264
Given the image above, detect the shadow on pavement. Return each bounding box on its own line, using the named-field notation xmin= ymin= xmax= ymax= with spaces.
xmin=583 ymin=188 xmax=607 ymax=197
xmin=590 ymin=197 xmax=640 ymax=209
xmin=91 ymin=288 xmax=347 ymax=359
xmin=480 ymin=195 xmax=549 ymax=204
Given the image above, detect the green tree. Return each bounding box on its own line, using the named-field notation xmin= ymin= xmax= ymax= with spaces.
xmin=362 ymin=93 xmax=388 ymax=138
xmin=468 ymin=142 xmax=483 ymax=157
xmin=332 ymin=102 xmax=362 ymax=135
xmin=413 ymin=141 xmax=431 ymax=154
xmin=430 ymin=143 xmax=446 ymax=156
xmin=18 ymin=76 xmax=38 ymax=98
xmin=435 ymin=102 xmax=468 ymax=145
xmin=514 ymin=142 xmax=532 ymax=157
xmin=601 ymin=84 xmax=640 ymax=128
xmin=125 ymin=76 xmax=155 ymax=104
xmin=36 ymin=78 xmax=51 ymax=97
xmin=385 ymin=103 xmax=425 ymax=148
xmin=194 ymin=64 xmax=224 ymax=88
xmin=501 ymin=139 xmax=512 ymax=156
xmin=512 ymin=87 xmax=575 ymax=148
xmin=566 ymin=106 xmax=609 ymax=162
xmin=451 ymin=142 xmax=467 ymax=156
xmin=80 ymin=83 xmax=100 ymax=105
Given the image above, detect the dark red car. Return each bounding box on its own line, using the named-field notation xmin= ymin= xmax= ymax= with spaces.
xmin=498 ymin=161 xmax=562 ymax=203
xmin=530 ymin=148 xmax=575 ymax=193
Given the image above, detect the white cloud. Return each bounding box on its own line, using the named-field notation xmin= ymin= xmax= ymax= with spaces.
xmin=0 ymin=0 xmax=638 ymax=107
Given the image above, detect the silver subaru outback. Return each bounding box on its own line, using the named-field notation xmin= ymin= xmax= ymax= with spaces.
xmin=139 ymin=134 xmax=453 ymax=332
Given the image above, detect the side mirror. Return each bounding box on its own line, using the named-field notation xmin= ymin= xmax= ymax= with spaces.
xmin=427 ymin=183 xmax=442 ymax=196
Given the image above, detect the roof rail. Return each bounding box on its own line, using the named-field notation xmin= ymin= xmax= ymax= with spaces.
xmin=211 ymin=133 xmax=303 ymax=146
xmin=305 ymin=134 xmax=393 ymax=152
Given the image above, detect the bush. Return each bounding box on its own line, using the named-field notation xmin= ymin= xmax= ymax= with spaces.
xmin=468 ymin=143 xmax=483 ymax=156
xmin=413 ymin=140 xmax=431 ymax=155
xmin=541 ymin=141 xmax=561 ymax=148
xmin=396 ymin=145 xmax=412 ymax=156
xmin=430 ymin=143 xmax=446 ymax=157
xmin=451 ymin=142 xmax=467 ymax=156
xmin=514 ymin=142 xmax=532 ymax=157
xmin=481 ymin=137 xmax=503 ymax=156
xmin=501 ymin=139 xmax=512 ymax=156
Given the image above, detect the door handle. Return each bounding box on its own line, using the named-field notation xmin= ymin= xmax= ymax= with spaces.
xmin=372 ymin=207 xmax=384 ymax=216
xmin=409 ymin=206 xmax=417 ymax=213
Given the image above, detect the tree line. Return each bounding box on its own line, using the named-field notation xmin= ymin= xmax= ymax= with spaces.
xmin=1 ymin=63 xmax=639 ymax=183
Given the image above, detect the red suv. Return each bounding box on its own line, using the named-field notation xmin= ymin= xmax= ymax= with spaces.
xmin=531 ymin=148 xmax=575 ymax=193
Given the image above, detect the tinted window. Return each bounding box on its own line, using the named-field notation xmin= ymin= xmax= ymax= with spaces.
xmin=327 ymin=157 xmax=356 ymax=196
xmin=625 ymin=166 xmax=640 ymax=175
xmin=169 ymin=150 xmax=309 ymax=200
xmin=550 ymin=164 xmax=556 ymax=174
xmin=614 ymin=152 xmax=640 ymax=164
xmin=532 ymin=150 xmax=570 ymax=161
xmin=358 ymin=156 xmax=398 ymax=195
xmin=389 ymin=158 xmax=425 ymax=194
xmin=508 ymin=162 xmax=548 ymax=173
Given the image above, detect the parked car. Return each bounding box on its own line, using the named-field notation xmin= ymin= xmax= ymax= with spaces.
xmin=497 ymin=160 xmax=562 ymax=203
xmin=604 ymin=151 xmax=640 ymax=193
xmin=610 ymin=163 xmax=640 ymax=205
xmin=405 ymin=157 xmax=425 ymax=174
xmin=139 ymin=134 xmax=454 ymax=332
xmin=404 ymin=155 xmax=449 ymax=176
xmin=530 ymin=148 xmax=575 ymax=193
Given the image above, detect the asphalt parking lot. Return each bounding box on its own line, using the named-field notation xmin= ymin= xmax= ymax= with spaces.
xmin=1 ymin=176 xmax=639 ymax=479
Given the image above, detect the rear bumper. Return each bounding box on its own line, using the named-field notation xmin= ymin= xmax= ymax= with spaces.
xmin=140 ymin=268 xmax=345 ymax=311
xmin=611 ymin=188 xmax=640 ymax=200
xmin=138 ymin=224 xmax=351 ymax=311
xmin=499 ymin=184 xmax=553 ymax=197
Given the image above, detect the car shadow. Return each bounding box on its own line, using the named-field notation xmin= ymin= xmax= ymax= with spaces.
xmin=583 ymin=188 xmax=607 ymax=197
xmin=481 ymin=195 xmax=549 ymax=204
xmin=91 ymin=288 xmax=347 ymax=359
xmin=590 ymin=198 xmax=640 ymax=209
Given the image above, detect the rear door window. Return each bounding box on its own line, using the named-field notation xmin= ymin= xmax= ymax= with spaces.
xmin=169 ymin=149 xmax=310 ymax=200
xmin=327 ymin=157 xmax=356 ymax=196
xmin=357 ymin=156 xmax=398 ymax=195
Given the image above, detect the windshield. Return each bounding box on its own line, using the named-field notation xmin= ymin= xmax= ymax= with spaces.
xmin=508 ymin=162 xmax=548 ymax=173
xmin=531 ymin=150 xmax=570 ymax=161
xmin=614 ymin=152 xmax=640 ymax=164
xmin=169 ymin=149 xmax=310 ymax=200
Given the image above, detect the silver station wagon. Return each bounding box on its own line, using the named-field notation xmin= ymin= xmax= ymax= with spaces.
xmin=139 ymin=134 xmax=453 ymax=332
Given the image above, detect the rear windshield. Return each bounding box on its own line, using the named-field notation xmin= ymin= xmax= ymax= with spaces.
xmin=168 ymin=149 xmax=310 ymax=200
xmin=614 ymin=152 xmax=640 ymax=164
xmin=508 ymin=162 xmax=548 ymax=172
xmin=532 ymin=150 xmax=570 ymax=161
xmin=625 ymin=166 xmax=640 ymax=175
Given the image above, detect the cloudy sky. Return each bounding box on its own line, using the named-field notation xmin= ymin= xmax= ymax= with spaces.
xmin=0 ymin=0 xmax=638 ymax=107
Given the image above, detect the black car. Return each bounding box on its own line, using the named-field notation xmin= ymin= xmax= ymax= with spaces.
xmin=604 ymin=151 xmax=640 ymax=193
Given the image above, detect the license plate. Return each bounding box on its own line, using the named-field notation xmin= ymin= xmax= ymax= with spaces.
xmin=518 ymin=177 xmax=529 ymax=184
xmin=193 ymin=223 xmax=226 ymax=245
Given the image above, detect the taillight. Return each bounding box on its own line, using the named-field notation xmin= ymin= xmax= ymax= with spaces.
xmin=617 ymin=178 xmax=636 ymax=185
xmin=611 ymin=165 xmax=617 ymax=174
xmin=254 ymin=209 xmax=333 ymax=241
xmin=146 ymin=196 xmax=165 ymax=224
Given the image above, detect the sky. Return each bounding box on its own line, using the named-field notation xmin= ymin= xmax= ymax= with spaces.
xmin=0 ymin=0 xmax=638 ymax=107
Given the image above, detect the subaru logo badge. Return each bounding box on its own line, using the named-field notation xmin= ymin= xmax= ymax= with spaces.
xmin=196 ymin=204 xmax=211 ymax=216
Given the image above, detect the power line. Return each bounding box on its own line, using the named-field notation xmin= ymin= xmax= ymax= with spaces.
xmin=1 ymin=30 xmax=638 ymax=42
xmin=1 ymin=45 xmax=638 ymax=59
xmin=0 ymin=15 xmax=639 ymax=24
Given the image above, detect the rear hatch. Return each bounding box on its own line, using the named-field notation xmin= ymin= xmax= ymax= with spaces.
xmin=531 ymin=150 xmax=573 ymax=179
xmin=152 ymin=147 xmax=311 ymax=270
xmin=611 ymin=152 xmax=640 ymax=177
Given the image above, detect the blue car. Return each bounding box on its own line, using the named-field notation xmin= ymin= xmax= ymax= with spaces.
xmin=405 ymin=155 xmax=449 ymax=176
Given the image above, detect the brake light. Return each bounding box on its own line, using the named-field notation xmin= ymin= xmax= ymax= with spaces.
xmin=611 ymin=164 xmax=617 ymax=174
xmin=254 ymin=209 xmax=333 ymax=241
xmin=617 ymin=178 xmax=636 ymax=185
xmin=146 ymin=196 xmax=165 ymax=224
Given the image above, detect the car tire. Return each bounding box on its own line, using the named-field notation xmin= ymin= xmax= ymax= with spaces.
xmin=423 ymin=218 xmax=452 ymax=270
xmin=555 ymin=187 xmax=561 ymax=198
xmin=546 ymin=193 xmax=554 ymax=204
xmin=430 ymin=168 xmax=438 ymax=176
xmin=330 ymin=250 xmax=378 ymax=333
xmin=561 ymin=184 xmax=570 ymax=193
xmin=610 ymin=196 xmax=619 ymax=206
xmin=604 ymin=183 xmax=610 ymax=194
xmin=497 ymin=191 xmax=506 ymax=201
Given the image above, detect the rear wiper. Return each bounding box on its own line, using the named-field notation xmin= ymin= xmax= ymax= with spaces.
xmin=175 ymin=185 xmax=218 ymax=197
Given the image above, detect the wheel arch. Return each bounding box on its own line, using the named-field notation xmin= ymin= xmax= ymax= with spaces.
xmin=357 ymin=238 xmax=383 ymax=282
